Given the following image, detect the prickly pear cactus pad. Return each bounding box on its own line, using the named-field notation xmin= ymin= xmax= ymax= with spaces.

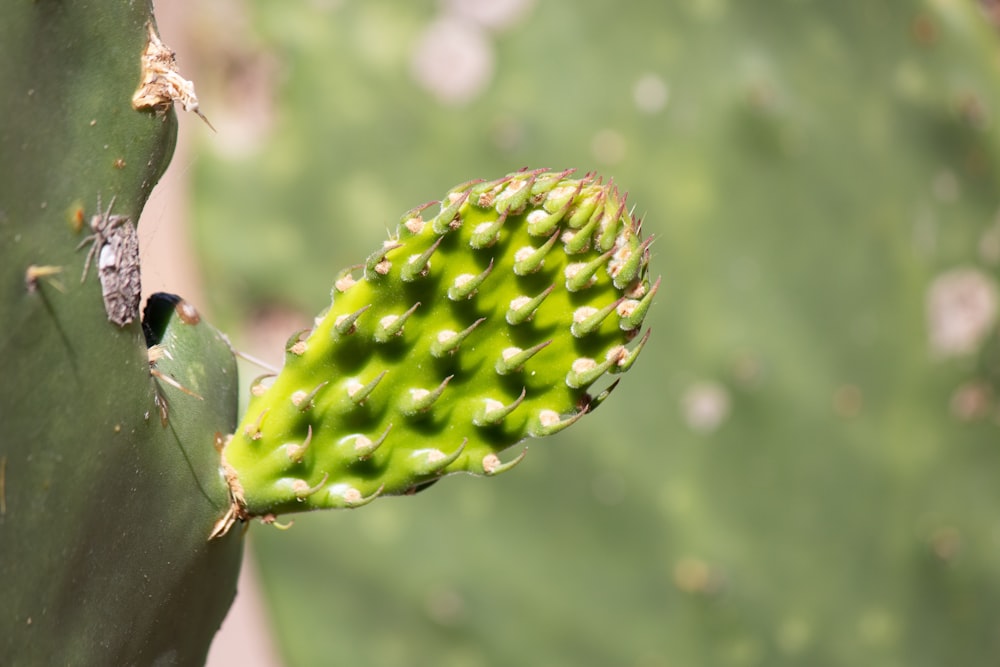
xmin=1 ymin=2 xmax=243 ymax=663
xmin=222 ymin=170 xmax=656 ymax=518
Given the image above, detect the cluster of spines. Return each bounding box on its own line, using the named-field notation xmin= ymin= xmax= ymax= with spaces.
xmin=222 ymin=169 xmax=658 ymax=518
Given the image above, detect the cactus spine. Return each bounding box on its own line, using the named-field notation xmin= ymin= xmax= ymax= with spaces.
xmin=221 ymin=169 xmax=657 ymax=520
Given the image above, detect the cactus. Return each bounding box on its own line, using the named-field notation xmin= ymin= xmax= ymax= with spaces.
xmin=20 ymin=0 xmax=1000 ymax=664
xmin=221 ymin=170 xmax=655 ymax=521
xmin=0 ymin=2 xmax=242 ymax=665
xmin=1 ymin=0 xmax=658 ymax=662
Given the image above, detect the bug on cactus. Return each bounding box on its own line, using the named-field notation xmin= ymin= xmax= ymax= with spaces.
xmin=77 ymin=194 xmax=141 ymax=327
xmin=215 ymin=169 xmax=658 ymax=535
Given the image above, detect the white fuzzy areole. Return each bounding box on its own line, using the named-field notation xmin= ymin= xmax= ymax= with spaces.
xmin=538 ymin=409 xmax=561 ymax=426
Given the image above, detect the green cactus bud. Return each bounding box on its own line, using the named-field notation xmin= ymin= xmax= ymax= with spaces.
xmin=220 ymin=169 xmax=658 ymax=523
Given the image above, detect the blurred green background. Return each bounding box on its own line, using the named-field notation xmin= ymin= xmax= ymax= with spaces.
xmin=182 ymin=1 xmax=1000 ymax=665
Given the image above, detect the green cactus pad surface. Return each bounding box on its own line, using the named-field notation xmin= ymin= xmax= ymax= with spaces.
xmin=223 ymin=169 xmax=657 ymax=518
xmin=1 ymin=3 xmax=243 ymax=662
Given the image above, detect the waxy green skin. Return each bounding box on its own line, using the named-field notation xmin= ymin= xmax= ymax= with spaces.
xmin=223 ymin=169 xmax=657 ymax=517
xmin=0 ymin=2 xmax=243 ymax=663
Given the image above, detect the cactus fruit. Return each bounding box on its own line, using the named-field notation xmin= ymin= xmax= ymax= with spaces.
xmin=220 ymin=169 xmax=657 ymax=521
